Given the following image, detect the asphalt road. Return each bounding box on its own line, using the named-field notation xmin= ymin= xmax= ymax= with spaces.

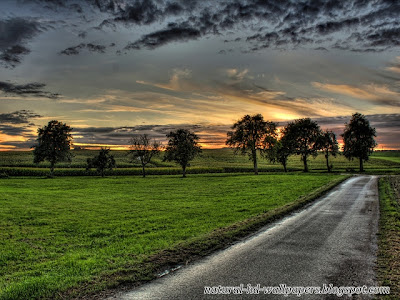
xmin=111 ymin=175 xmax=379 ymax=299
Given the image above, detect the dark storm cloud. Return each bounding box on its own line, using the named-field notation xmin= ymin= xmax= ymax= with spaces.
xmin=0 ymin=110 xmax=41 ymax=147
xmin=0 ymin=124 xmax=31 ymax=136
xmin=364 ymin=27 xmax=400 ymax=47
xmin=125 ymin=24 xmax=202 ymax=50
xmin=123 ymin=0 xmax=400 ymax=51
xmin=18 ymin=0 xmax=400 ymax=55
xmin=0 ymin=18 xmax=42 ymax=48
xmin=114 ymin=0 xmax=162 ymax=25
xmin=315 ymin=18 xmax=360 ymax=35
xmin=0 ymin=81 xmax=60 ymax=99
xmin=0 ymin=110 xmax=42 ymax=124
xmin=0 ymin=17 xmax=44 ymax=67
xmin=0 ymin=45 xmax=31 ymax=68
xmin=60 ymin=43 xmax=107 ymax=55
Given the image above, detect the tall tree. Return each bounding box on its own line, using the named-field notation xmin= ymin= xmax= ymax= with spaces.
xmin=129 ymin=134 xmax=161 ymax=177
xmin=268 ymin=127 xmax=294 ymax=173
xmin=342 ymin=112 xmax=377 ymax=172
xmin=317 ymin=130 xmax=339 ymax=172
xmin=284 ymin=118 xmax=322 ymax=172
xmin=86 ymin=148 xmax=116 ymax=177
xmin=32 ymin=120 xmax=73 ymax=176
xmin=164 ymin=129 xmax=202 ymax=177
xmin=226 ymin=114 xmax=277 ymax=175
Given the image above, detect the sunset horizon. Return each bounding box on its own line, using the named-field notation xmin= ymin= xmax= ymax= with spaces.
xmin=1 ymin=0 xmax=399 ymax=151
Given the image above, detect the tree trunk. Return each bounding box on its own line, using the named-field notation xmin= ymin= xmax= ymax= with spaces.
xmin=359 ymin=157 xmax=364 ymax=172
xmin=142 ymin=164 xmax=146 ymax=178
xmin=325 ymin=153 xmax=331 ymax=172
xmin=50 ymin=162 xmax=55 ymax=177
xmin=101 ymin=170 xmax=105 ymax=177
xmin=283 ymin=161 xmax=287 ymax=173
xmin=252 ymin=149 xmax=258 ymax=175
xmin=182 ymin=165 xmax=186 ymax=178
xmin=303 ymin=155 xmax=308 ymax=172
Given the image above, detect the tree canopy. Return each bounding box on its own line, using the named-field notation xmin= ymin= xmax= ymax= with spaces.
xmin=129 ymin=134 xmax=161 ymax=177
xmin=86 ymin=148 xmax=116 ymax=177
xmin=226 ymin=114 xmax=277 ymax=175
xmin=284 ymin=118 xmax=322 ymax=172
xmin=342 ymin=112 xmax=377 ymax=172
xmin=32 ymin=120 xmax=73 ymax=176
xmin=269 ymin=126 xmax=294 ymax=172
xmin=164 ymin=129 xmax=202 ymax=177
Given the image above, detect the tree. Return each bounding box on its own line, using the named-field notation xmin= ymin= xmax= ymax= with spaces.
xmin=32 ymin=120 xmax=73 ymax=176
xmin=129 ymin=134 xmax=161 ymax=177
xmin=86 ymin=148 xmax=116 ymax=177
xmin=342 ymin=112 xmax=377 ymax=172
xmin=226 ymin=114 xmax=277 ymax=175
xmin=269 ymin=128 xmax=294 ymax=172
xmin=317 ymin=130 xmax=339 ymax=172
xmin=163 ymin=129 xmax=202 ymax=177
xmin=284 ymin=118 xmax=322 ymax=172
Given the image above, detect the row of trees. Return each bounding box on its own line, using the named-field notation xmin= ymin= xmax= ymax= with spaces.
xmin=227 ymin=112 xmax=377 ymax=174
xmin=32 ymin=123 xmax=201 ymax=177
xmin=32 ymin=113 xmax=377 ymax=177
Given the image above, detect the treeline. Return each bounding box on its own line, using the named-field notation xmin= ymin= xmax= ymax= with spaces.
xmin=226 ymin=112 xmax=376 ymax=174
xmin=30 ymin=112 xmax=377 ymax=177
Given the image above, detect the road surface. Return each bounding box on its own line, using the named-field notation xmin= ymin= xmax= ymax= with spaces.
xmin=110 ymin=175 xmax=380 ymax=299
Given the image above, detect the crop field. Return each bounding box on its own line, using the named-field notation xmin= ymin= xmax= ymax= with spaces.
xmin=1 ymin=149 xmax=400 ymax=175
xmin=372 ymin=151 xmax=400 ymax=164
xmin=0 ymin=173 xmax=346 ymax=299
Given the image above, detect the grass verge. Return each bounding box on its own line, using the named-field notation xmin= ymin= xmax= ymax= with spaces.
xmin=378 ymin=176 xmax=400 ymax=298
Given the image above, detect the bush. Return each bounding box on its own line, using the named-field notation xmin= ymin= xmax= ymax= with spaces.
xmin=0 ymin=172 xmax=9 ymax=178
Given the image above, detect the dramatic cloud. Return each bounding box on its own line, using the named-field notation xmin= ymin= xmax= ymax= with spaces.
xmin=0 ymin=81 xmax=60 ymax=99
xmin=125 ymin=25 xmax=202 ymax=50
xmin=0 ymin=110 xmax=42 ymax=148
xmin=114 ymin=0 xmax=162 ymax=25
xmin=60 ymin=43 xmax=107 ymax=55
xmin=312 ymin=82 xmax=400 ymax=107
xmin=116 ymin=0 xmax=400 ymax=51
xmin=1 ymin=1 xmax=400 ymax=150
xmin=0 ymin=110 xmax=41 ymax=124
xmin=11 ymin=1 xmax=400 ymax=54
xmin=0 ymin=17 xmax=44 ymax=67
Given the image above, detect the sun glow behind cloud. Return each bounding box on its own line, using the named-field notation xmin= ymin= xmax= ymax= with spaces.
xmin=0 ymin=1 xmax=400 ymax=150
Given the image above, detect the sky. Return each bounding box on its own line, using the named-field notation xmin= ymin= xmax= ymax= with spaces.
xmin=0 ymin=0 xmax=399 ymax=150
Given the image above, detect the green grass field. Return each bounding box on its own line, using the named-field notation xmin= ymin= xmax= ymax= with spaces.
xmin=1 ymin=149 xmax=400 ymax=174
xmin=0 ymin=149 xmax=398 ymax=298
xmin=0 ymin=173 xmax=345 ymax=299
xmin=372 ymin=151 xmax=400 ymax=164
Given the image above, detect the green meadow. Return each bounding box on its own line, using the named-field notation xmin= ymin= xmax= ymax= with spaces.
xmin=0 ymin=173 xmax=346 ymax=299
xmin=1 ymin=149 xmax=400 ymax=174
xmin=0 ymin=149 xmax=399 ymax=299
